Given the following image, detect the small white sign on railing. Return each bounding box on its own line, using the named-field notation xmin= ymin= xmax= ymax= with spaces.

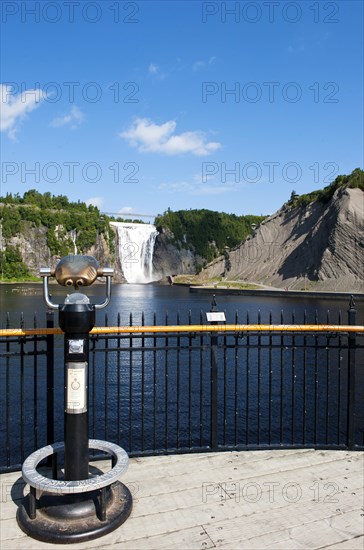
xmin=206 ymin=312 xmax=226 ymax=323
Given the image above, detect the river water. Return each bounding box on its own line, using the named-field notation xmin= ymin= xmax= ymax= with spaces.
xmin=1 ymin=284 xmax=363 ymax=468
xmin=1 ymin=283 xmax=363 ymax=327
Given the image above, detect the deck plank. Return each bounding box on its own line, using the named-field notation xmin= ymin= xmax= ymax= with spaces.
xmin=0 ymin=450 xmax=363 ymax=550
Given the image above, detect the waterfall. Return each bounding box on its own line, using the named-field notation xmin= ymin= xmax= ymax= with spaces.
xmin=70 ymin=229 xmax=78 ymax=255
xmin=110 ymin=222 xmax=159 ymax=283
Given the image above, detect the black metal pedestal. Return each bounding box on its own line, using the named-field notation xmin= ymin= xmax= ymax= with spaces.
xmin=17 ymin=481 xmax=132 ymax=544
xmin=17 ymin=274 xmax=132 ymax=543
xmin=16 ymin=439 xmax=132 ymax=544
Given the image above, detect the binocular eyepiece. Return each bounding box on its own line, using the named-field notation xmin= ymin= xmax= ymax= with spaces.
xmin=51 ymin=255 xmax=102 ymax=289
xmin=40 ymin=255 xmax=114 ymax=310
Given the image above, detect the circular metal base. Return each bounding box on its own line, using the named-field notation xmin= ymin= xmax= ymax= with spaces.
xmin=17 ymin=481 xmax=132 ymax=544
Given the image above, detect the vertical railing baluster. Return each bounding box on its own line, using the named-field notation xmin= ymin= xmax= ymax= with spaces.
xmin=347 ymin=297 xmax=357 ymax=450
xmin=46 ymin=311 xmax=54 ymax=455
xmin=325 ymin=309 xmax=330 ymax=446
xmin=20 ymin=313 xmax=24 ymax=461
xmin=279 ymin=309 xmax=284 ymax=444
xmin=153 ymin=312 xmax=157 ymax=450
xmin=199 ymin=310 xmax=203 ymax=448
xmin=6 ymin=313 xmax=10 ymax=468
xmin=176 ymin=311 xmax=180 ymax=449
xmin=117 ymin=312 xmax=121 ymax=446
xmin=303 ymin=309 xmax=307 ymax=446
xmin=210 ymin=324 xmax=218 ymax=451
xmin=165 ymin=311 xmax=169 ymax=450
xmin=129 ymin=312 xmax=133 ymax=452
xmin=314 ymin=309 xmax=318 ymax=446
xmin=291 ymin=309 xmax=296 ymax=445
xmin=234 ymin=310 xmax=239 ymax=447
xmin=141 ymin=311 xmax=145 ymax=452
xmin=337 ymin=310 xmax=342 ymax=447
xmin=268 ymin=310 xmax=272 ymax=446
xmin=91 ymin=336 xmax=96 ymax=440
xmin=188 ymin=310 xmax=192 ymax=449
xmin=223 ymin=325 xmax=227 ymax=447
xmin=33 ymin=313 xmax=38 ymax=450
xmin=245 ymin=310 xmax=250 ymax=447
xmin=104 ymin=313 xmax=109 ymax=441
xmin=257 ymin=309 xmax=261 ymax=446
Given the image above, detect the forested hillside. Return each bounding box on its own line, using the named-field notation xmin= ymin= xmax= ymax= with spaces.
xmin=155 ymin=209 xmax=265 ymax=264
xmin=0 ymin=191 xmax=114 ymax=281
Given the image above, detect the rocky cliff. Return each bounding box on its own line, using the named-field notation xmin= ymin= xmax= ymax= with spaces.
xmin=0 ymin=222 xmax=125 ymax=282
xmin=152 ymin=227 xmax=204 ymax=279
xmin=197 ymin=187 xmax=364 ymax=292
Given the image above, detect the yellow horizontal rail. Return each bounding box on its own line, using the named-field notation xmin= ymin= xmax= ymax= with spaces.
xmin=0 ymin=324 xmax=363 ymax=337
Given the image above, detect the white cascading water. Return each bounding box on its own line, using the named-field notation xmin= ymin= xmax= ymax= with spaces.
xmin=110 ymin=222 xmax=159 ymax=283
xmin=70 ymin=229 xmax=78 ymax=255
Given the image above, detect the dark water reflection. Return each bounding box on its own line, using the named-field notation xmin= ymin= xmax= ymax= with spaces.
xmin=1 ymin=283 xmax=363 ymax=326
xmin=1 ymin=284 xmax=363 ymax=468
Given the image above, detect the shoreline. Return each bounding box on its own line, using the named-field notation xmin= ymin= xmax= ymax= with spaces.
xmin=2 ymin=280 xmax=363 ymax=301
xmin=189 ymin=285 xmax=364 ymax=300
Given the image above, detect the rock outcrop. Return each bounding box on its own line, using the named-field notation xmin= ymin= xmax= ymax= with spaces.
xmin=152 ymin=227 xmax=204 ymax=279
xmin=197 ymin=188 xmax=364 ymax=292
xmin=0 ymin=222 xmax=124 ymax=282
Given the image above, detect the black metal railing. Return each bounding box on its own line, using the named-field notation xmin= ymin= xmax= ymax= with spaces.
xmin=1 ymin=301 xmax=363 ymax=472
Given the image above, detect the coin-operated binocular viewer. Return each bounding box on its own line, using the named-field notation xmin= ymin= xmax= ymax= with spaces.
xmin=17 ymin=255 xmax=132 ymax=544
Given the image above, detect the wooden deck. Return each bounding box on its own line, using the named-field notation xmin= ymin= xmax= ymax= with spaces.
xmin=1 ymin=449 xmax=363 ymax=549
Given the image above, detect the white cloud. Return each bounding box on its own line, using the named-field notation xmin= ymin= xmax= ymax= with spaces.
xmin=193 ymin=172 xmax=216 ymax=183
xmin=148 ymin=63 xmax=159 ymax=74
xmin=51 ymin=105 xmax=84 ymax=128
xmin=120 ymin=118 xmax=221 ymax=156
xmin=193 ymin=56 xmax=216 ymax=71
xmin=147 ymin=63 xmax=166 ymax=80
xmin=0 ymin=84 xmax=45 ymax=139
xmin=86 ymin=197 xmax=104 ymax=209
xmin=193 ymin=61 xmax=206 ymax=72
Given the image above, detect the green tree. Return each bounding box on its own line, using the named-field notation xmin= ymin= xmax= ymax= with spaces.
xmin=0 ymin=246 xmax=32 ymax=280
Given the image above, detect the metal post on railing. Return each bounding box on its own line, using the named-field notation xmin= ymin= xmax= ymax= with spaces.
xmin=347 ymin=295 xmax=357 ymax=450
xmin=46 ymin=309 xmax=55 ymax=471
xmin=206 ymin=296 xmax=226 ymax=451
xmin=210 ymin=332 xmax=218 ymax=451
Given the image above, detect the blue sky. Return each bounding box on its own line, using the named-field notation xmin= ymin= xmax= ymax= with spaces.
xmin=1 ymin=0 xmax=363 ymax=219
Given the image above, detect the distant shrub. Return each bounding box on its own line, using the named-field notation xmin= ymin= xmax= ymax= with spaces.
xmin=287 ymin=168 xmax=363 ymax=209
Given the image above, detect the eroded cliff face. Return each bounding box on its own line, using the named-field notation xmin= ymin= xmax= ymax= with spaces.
xmin=0 ymin=223 xmax=125 ymax=282
xmin=152 ymin=227 xmax=204 ymax=279
xmin=197 ymin=188 xmax=364 ymax=292
xmin=0 ymin=224 xmax=52 ymax=271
